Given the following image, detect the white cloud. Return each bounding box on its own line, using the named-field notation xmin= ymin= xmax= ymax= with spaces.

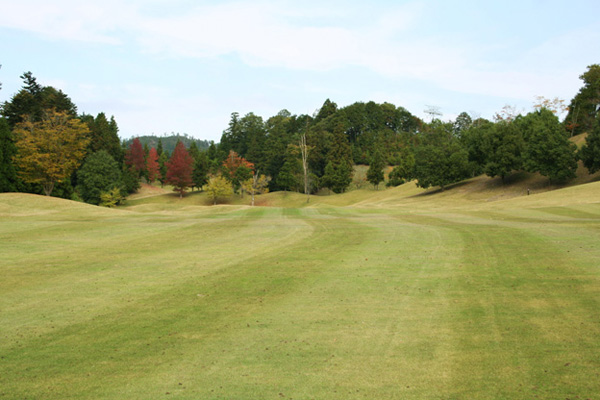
xmin=2 ymin=0 xmax=598 ymax=138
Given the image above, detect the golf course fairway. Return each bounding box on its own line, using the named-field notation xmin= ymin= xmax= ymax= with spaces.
xmin=1 ymin=182 xmax=599 ymax=399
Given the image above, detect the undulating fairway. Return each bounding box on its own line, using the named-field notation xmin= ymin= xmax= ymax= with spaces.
xmin=1 ymin=182 xmax=600 ymax=399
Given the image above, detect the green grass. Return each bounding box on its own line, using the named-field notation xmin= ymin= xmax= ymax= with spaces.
xmin=1 ymin=182 xmax=600 ymax=399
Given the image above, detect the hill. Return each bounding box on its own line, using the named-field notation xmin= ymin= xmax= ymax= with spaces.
xmin=123 ymin=134 xmax=211 ymax=155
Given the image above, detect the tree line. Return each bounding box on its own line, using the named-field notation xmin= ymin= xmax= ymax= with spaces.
xmin=1 ymin=65 xmax=600 ymax=206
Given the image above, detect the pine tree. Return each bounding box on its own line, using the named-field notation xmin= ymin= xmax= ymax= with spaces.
xmin=0 ymin=118 xmax=18 ymax=192
xmin=191 ymin=151 xmax=209 ymax=191
xmin=157 ymin=138 xmax=164 ymax=157
xmin=366 ymin=148 xmax=385 ymax=189
xmin=322 ymin=118 xmax=353 ymax=193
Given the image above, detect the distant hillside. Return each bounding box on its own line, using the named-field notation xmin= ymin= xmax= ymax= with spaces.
xmin=123 ymin=134 xmax=211 ymax=155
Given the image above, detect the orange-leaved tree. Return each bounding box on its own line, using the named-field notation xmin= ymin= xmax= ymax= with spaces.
xmin=222 ymin=150 xmax=253 ymax=193
xmin=166 ymin=141 xmax=194 ymax=198
xmin=13 ymin=109 xmax=90 ymax=196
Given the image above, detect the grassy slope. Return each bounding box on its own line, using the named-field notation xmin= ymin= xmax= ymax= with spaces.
xmin=1 ymin=176 xmax=600 ymax=399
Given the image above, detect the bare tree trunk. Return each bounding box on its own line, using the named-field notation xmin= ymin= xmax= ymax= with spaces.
xmin=300 ymin=132 xmax=310 ymax=203
xmin=251 ymin=171 xmax=258 ymax=206
xmin=43 ymin=182 xmax=54 ymax=196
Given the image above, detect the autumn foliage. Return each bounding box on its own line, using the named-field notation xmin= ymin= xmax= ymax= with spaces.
xmin=222 ymin=150 xmax=254 ymax=181
xmin=146 ymin=147 xmax=160 ymax=183
xmin=125 ymin=137 xmax=146 ymax=178
xmin=166 ymin=141 xmax=194 ymax=198
xmin=13 ymin=109 xmax=90 ymax=196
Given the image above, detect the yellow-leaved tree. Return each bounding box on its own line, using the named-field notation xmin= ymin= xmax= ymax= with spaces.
xmin=242 ymin=173 xmax=270 ymax=206
xmin=13 ymin=110 xmax=90 ymax=196
xmin=206 ymin=175 xmax=233 ymax=205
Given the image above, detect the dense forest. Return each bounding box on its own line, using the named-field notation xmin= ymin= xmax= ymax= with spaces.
xmin=1 ymin=65 xmax=599 ymax=205
xmin=123 ymin=135 xmax=210 ymax=156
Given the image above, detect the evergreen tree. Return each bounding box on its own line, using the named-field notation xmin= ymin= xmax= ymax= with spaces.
xmin=188 ymin=141 xmax=200 ymax=161
xmin=120 ymin=165 xmax=140 ymax=195
xmin=83 ymin=112 xmax=122 ymax=162
xmin=77 ymin=150 xmax=122 ymax=205
xmin=366 ymin=148 xmax=385 ymax=189
xmin=321 ymin=118 xmax=353 ymax=193
xmin=1 ymin=72 xmax=77 ymax=127
xmin=277 ymin=148 xmax=302 ymax=191
xmin=386 ymin=146 xmax=415 ymax=187
xmin=413 ymin=121 xmax=470 ymax=191
xmin=158 ymin=152 xmax=168 ymax=187
xmin=564 ymin=64 xmax=600 ymax=136
xmin=191 ymin=151 xmax=209 ymax=191
xmin=579 ymin=116 xmax=600 ymax=174
xmin=520 ymin=108 xmax=578 ymax=182
xmin=483 ymin=121 xmax=524 ymax=182
xmin=157 ymin=138 xmax=164 ymax=157
xmin=0 ymin=118 xmax=18 ymax=192
xmin=461 ymin=118 xmax=494 ymax=176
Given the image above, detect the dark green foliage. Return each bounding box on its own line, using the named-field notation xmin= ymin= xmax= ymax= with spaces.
xmin=579 ymin=116 xmax=600 ymax=174
xmin=413 ymin=122 xmax=470 ymax=190
xmin=564 ymin=64 xmax=600 ymax=136
xmin=0 ymin=118 xmax=18 ymax=192
xmin=386 ymin=148 xmax=415 ymax=187
xmin=314 ymin=99 xmax=338 ymax=122
xmin=483 ymin=121 xmax=524 ymax=181
xmin=82 ymin=112 xmax=122 ymax=163
xmin=232 ymin=164 xmax=253 ymax=194
xmin=123 ymin=134 xmax=209 ymax=157
xmin=263 ymin=113 xmax=293 ymax=191
xmin=520 ymin=108 xmax=578 ymax=182
xmin=453 ymin=112 xmax=473 ymax=137
xmin=191 ymin=152 xmax=209 ymax=191
xmin=77 ymin=151 xmax=122 ymax=205
xmin=1 ymin=72 xmax=77 ymax=127
xmin=188 ymin=141 xmax=200 ymax=161
xmin=387 ymin=166 xmax=405 ymax=187
xmin=156 ymin=138 xmax=164 ymax=157
xmin=158 ymin=152 xmax=168 ymax=187
xmin=277 ymin=148 xmax=302 ymax=191
xmin=461 ymin=118 xmax=494 ymax=176
xmin=121 ymin=166 xmax=140 ymax=195
xmin=366 ymin=148 xmax=385 ymax=189
xmin=321 ymin=118 xmax=353 ymax=193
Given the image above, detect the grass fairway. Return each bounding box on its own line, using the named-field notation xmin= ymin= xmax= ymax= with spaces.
xmin=1 ymin=184 xmax=600 ymax=399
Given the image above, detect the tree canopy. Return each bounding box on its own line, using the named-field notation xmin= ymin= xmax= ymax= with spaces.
xmin=166 ymin=141 xmax=194 ymax=198
xmin=13 ymin=110 xmax=89 ymax=196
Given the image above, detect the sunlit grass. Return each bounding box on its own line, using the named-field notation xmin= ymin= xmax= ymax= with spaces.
xmin=1 ymin=182 xmax=599 ymax=399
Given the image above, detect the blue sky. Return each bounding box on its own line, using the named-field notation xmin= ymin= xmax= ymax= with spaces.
xmin=1 ymin=0 xmax=599 ymax=141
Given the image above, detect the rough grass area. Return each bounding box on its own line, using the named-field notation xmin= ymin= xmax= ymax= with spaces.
xmin=1 ymin=183 xmax=600 ymax=399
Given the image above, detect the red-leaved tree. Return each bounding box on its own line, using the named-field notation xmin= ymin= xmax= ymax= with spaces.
xmin=166 ymin=141 xmax=194 ymax=198
xmin=146 ymin=147 xmax=160 ymax=183
xmin=125 ymin=137 xmax=146 ymax=178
